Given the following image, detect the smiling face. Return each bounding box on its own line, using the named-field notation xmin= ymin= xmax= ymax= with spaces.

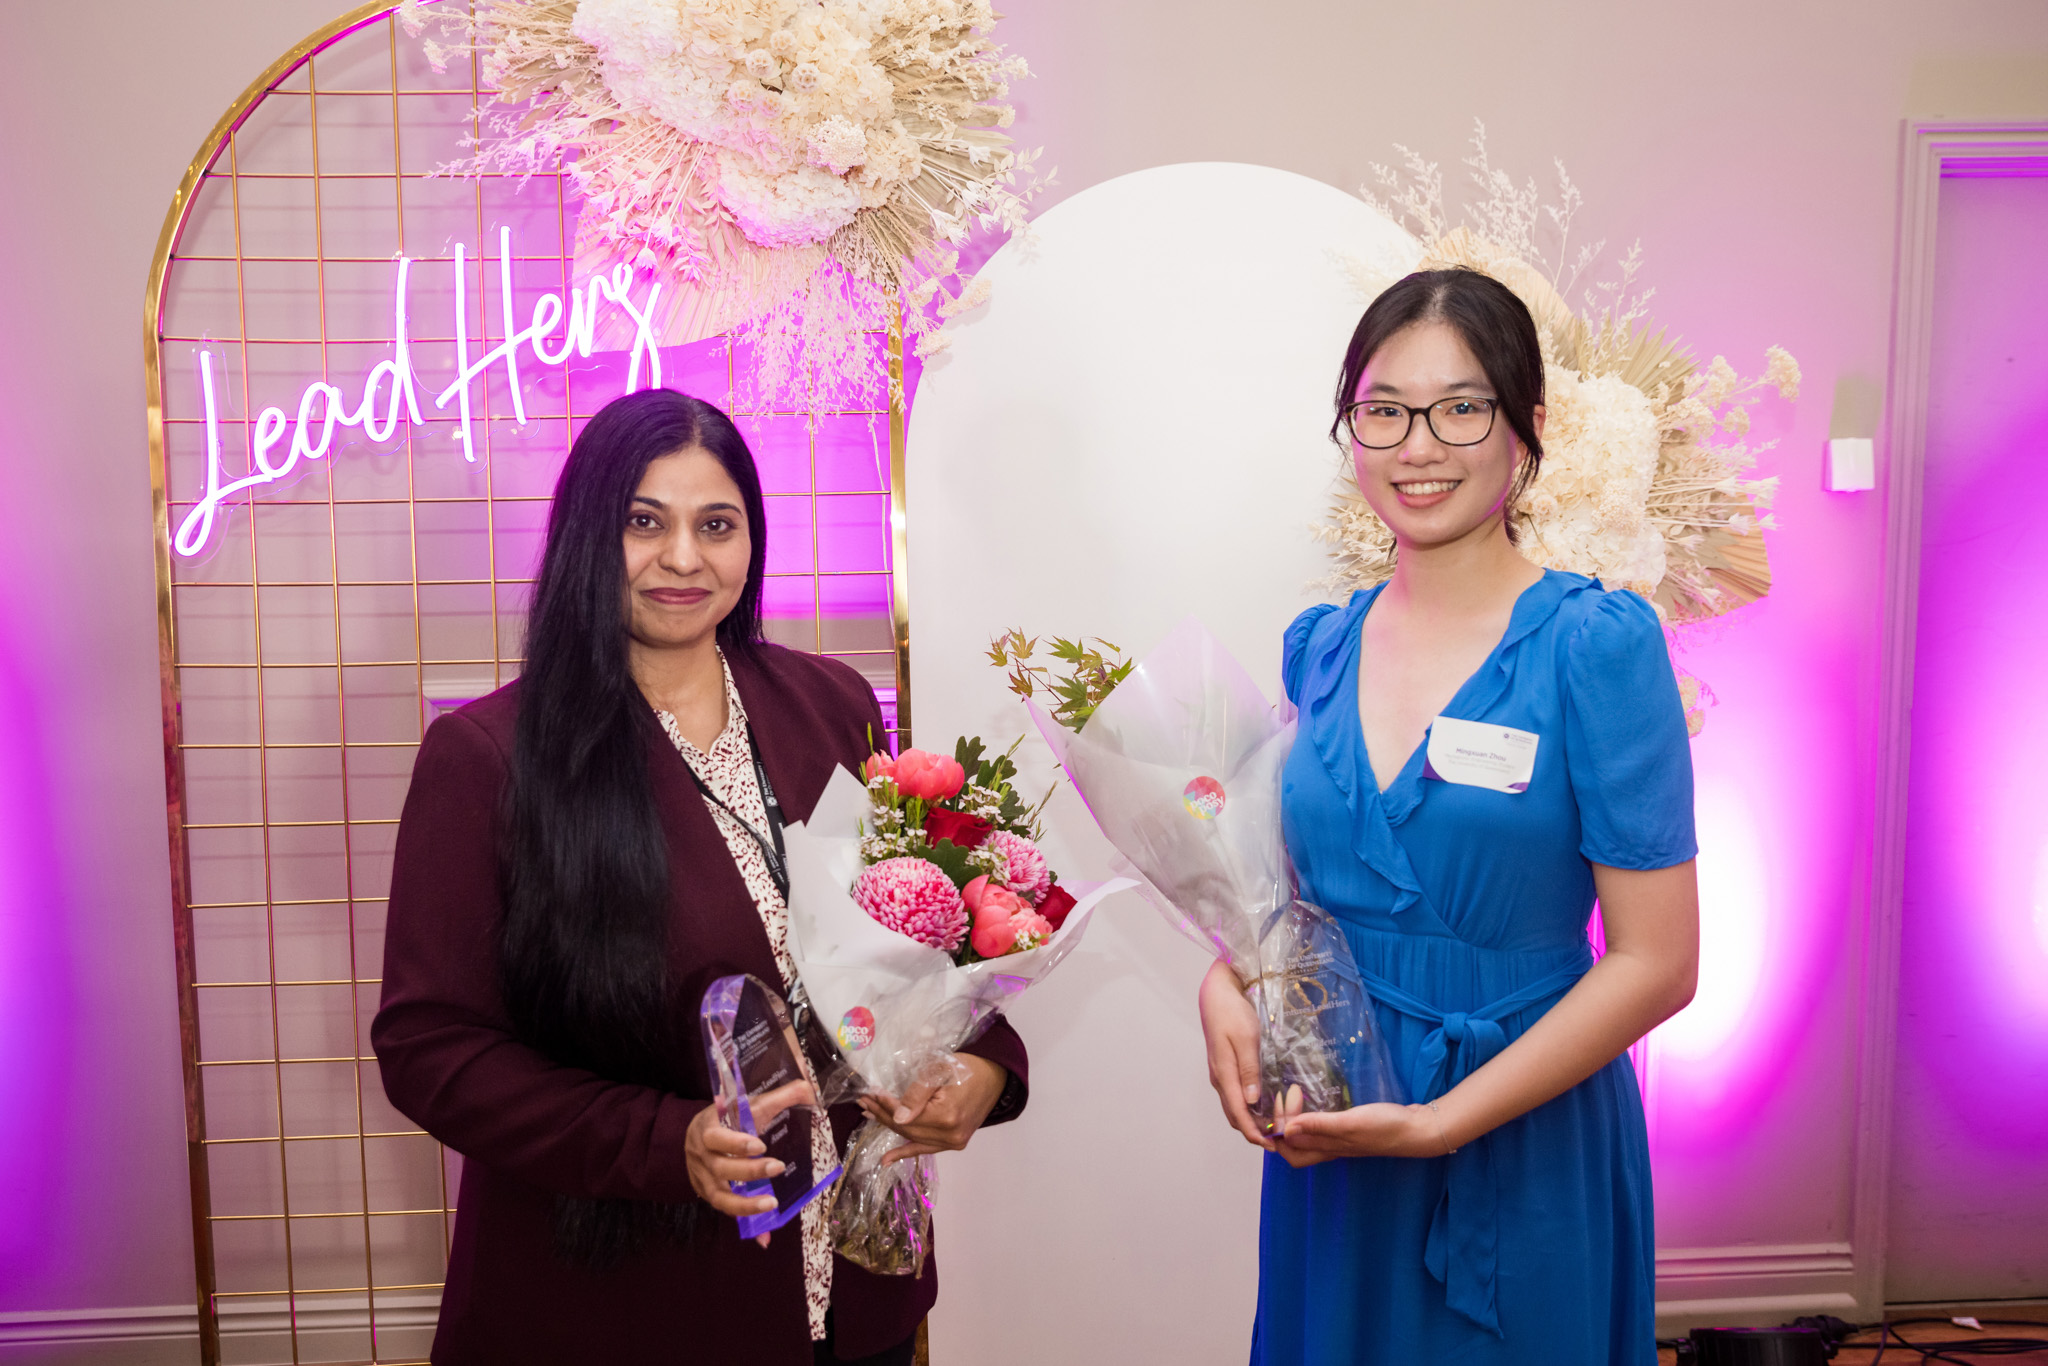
xmin=1350 ymin=319 xmax=1542 ymax=553
xmin=621 ymin=446 xmax=754 ymax=656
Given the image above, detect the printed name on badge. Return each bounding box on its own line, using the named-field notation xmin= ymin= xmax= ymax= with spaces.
xmin=1423 ymin=716 xmax=1540 ymax=793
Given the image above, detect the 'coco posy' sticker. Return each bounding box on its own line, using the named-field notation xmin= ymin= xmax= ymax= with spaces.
xmin=1183 ymin=776 xmax=1226 ymax=820
xmin=837 ymin=1007 xmax=876 ymax=1051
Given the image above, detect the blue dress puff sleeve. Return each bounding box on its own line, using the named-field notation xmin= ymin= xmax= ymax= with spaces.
xmin=1563 ymin=588 xmax=1698 ymax=869
xmin=1282 ymin=601 xmax=1345 ymax=707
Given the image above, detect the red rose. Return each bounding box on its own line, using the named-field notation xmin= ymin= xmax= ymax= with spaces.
xmin=923 ymin=808 xmax=993 ymax=849
xmin=1037 ymin=883 xmax=1077 ymax=930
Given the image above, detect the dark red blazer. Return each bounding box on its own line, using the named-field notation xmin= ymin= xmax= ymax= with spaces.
xmin=372 ymin=645 xmax=1029 ymax=1365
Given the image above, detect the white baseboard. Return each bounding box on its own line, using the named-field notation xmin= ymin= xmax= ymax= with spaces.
xmin=1655 ymin=1242 xmax=1862 ymax=1328
xmin=0 ymin=1258 xmax=1877 ymax=1353
xmin=0 ymin=1294 xmax=440 ymax=1348
xmin=0 ymin=1309 xmax=191 ymax=1347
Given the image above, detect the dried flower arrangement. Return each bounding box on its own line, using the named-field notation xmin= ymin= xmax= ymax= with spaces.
xmin=1327 ymin=129 xmax=1794 ymax=716
xmin=1324 ymin=125 xmax=1799 ymax=730
xmin=400 ymin=0 xmax=1047 ymax=408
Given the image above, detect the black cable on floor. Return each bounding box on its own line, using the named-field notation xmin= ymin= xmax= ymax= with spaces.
xmin=1841 ymin=1317 xmax=2048 ymax=1365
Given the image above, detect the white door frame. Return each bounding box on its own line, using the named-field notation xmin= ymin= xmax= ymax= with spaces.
xmin=1853 ymin=119 xmax=2048 ymax=1316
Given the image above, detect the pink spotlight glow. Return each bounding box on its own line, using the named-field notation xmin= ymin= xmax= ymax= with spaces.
xmin=1892 ymin=169 xmax=2048 ymax=1148
xmin=1655 ymin=777 xmax=1769 ymax=1081
xmin=0 ymin=626 xmax=70 ymax=1278
xmin=2034 ymin=846 xmax=2048 ymax=962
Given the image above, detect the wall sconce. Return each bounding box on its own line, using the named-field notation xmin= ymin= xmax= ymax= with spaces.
xmin=1826 ymin=437 xmax=1876 ymax=492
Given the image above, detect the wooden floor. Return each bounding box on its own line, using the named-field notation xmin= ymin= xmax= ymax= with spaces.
xmin=1657 ymin=1304 xmax=2048 ymax=1365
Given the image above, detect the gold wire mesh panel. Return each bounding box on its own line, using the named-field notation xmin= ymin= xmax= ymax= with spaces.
xmin=145 ymin=7 xmax=911 ymax=1362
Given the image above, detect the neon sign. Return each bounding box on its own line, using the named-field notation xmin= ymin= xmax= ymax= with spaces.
xmin=174 ymin=226 xmax=664 ymax=557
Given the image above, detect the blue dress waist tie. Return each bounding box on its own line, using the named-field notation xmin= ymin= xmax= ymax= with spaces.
xmin=1355 ymin=961 xmax=1588 ymax=1333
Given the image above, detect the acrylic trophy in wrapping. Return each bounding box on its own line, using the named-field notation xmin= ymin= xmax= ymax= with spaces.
xmin=1036 ymin=616 xmax=1405 ymax=1133
xmin=700 ymin=974 xmax=842 ymax=1240
xmin=1246 ymin=897 xmax=1403 ymax=1122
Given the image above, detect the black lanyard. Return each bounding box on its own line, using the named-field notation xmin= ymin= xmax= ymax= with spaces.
xmin=685 ymin=719 xmax=790 ymax=904
xmin=683 ymin=720 xmax=835 ymax=1068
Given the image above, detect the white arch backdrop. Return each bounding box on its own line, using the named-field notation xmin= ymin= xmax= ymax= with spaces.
xmin=906 ymin=162 xmax=1419 ymax=1366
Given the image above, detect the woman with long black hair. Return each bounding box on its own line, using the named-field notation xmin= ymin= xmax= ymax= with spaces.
xmin=373 ymin=389 xmax=1025 ymax=1365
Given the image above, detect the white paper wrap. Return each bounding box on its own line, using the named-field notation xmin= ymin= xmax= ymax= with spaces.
xmin=782 ymin=763 xmax=1133 ymax=1091
xmin=1030 ymin=616 xmax=1294 ymax=969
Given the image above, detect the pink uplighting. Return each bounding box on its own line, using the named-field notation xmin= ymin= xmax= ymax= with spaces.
xmin=0 ymin=632 xmax=69 ymax=1281
xmin=1894 ymin=170 xmax=2048 ymax=1148
xmin=1656 ymin=778 xmax=1770 ymax=1081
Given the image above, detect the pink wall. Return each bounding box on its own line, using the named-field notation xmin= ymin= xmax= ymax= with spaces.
xmin=1886 ymin=170 xmax=2048 ymax=1301
xmin=0 ymin=614 xmax=73 ymax=1285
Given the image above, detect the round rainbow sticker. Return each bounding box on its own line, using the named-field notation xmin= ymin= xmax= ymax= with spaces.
xmin=838 ymin=1006 xmax=876 ymax=1051
xmin=1183 ymin=776 xmax=1226 ymax=820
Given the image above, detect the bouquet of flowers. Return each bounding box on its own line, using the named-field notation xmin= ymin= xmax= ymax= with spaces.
xmin=782 ymin=737 xmax=1129 ymax=1276
xmin=852 ymin=739 xmax=1081 ymax=961
xmin=993 ymin=620 xmax=1403 ymax=1134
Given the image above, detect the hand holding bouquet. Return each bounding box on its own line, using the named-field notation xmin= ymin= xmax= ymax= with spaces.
xmin=782 ymin=735 xmax=1129 ymax=1276
xmin=994 ymin=619 xmax=1403 ymax=1134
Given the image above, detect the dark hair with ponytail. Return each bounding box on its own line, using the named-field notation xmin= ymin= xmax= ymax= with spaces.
xmin=1331 ymin=269 xmax=1546 ymax=544
xmin=497 ymin=387 xmax=767 ymax=1263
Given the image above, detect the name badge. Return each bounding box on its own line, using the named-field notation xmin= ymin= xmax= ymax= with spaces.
xmin=1423 ymin=717 xmax=1539 ymax=793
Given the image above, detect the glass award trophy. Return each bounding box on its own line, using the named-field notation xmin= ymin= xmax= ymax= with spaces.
xmin=1247 ymin=898 xmax=1404 ymax=1131
xmin=700 ymin=973 xmax=842 ymax=1240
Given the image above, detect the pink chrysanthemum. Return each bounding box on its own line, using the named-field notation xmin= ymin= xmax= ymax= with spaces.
xmin=853 ymin=857 xmax=968 ymax=952
xmin=987 ymin=831 xmax=1051 ymax=904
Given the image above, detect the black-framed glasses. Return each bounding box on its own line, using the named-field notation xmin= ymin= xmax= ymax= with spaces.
xmin=1339 ymin=396 xmax=1499 ymax=449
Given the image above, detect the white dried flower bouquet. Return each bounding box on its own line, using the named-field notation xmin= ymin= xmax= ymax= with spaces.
xmin=1322 ymin=124 xmax=1800 ymax=733
xmin=404 ymin=0 xmax=1048 ymax=408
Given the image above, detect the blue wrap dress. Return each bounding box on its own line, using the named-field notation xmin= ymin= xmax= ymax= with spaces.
xmin=1251 ymin=570 xmax=1696 ymax=1366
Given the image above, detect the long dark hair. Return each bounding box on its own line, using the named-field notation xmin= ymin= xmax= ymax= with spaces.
xmin=1331 ymin=269 xmax=1546 ymax=543
xmin=498 ymin=387 xmax=767 ymax=1263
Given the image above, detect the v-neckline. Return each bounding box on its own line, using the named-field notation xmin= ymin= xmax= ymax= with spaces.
xmin=1353 ymin=574 xmax=1550 ymax=798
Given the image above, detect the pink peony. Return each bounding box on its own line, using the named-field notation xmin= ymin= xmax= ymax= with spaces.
xmin=863 ymin=752 xmax=897 ymax=784
xmin=854 ymin=857 xmax=967 ymax=952
xmin=974 ymin=909 xmax=1053 ymax=958
xmin=962 ymin=874 xmax=1022 ymax=921
xmin=963 ymin=875 xmax=1051 ymax=958
xmin=893 ymin=749 xmax=966 ymax=802
xmin=971 ymin=918 xmax=1018 ymax=959
xmin=986 ymin=831 xmax=1051 ymax=903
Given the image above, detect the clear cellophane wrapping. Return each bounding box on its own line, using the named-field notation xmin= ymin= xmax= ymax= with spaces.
xmin=782 ymin=766 xmax=1132 ymax=1274
xmin=1034 ymin=618 xmax=1403 ymax=1129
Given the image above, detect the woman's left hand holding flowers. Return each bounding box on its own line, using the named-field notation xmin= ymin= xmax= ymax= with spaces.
xmin=1272 ymin=1099 xmax=1452 ymax=1167
xmin=858 ymin=1053 xmax=1008 ymax=1166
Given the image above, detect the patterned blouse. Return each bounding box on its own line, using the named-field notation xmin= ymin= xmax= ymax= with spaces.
xmin=656 ymin=652 xmax=835 ymax=1342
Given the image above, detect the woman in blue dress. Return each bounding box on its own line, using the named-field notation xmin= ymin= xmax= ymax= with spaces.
xmin=1198 ymin=269 xmax=1700 ymax=1364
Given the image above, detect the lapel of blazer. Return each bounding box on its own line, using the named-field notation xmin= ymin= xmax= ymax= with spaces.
xmin=724 ymin=644 xmax=841 ymax=825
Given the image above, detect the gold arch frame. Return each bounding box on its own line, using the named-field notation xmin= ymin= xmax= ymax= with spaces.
xmin=144 ymin=6 xmax=914 ymax=1360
